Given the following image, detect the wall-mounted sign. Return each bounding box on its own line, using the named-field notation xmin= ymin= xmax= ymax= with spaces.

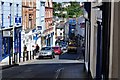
xmin=37 ymin=26 xmax=42 ymax=30
xmin=15 ymin=17 xmax=21 ymax=24
xmin=3 ymin=31 xmax=12 ymax=37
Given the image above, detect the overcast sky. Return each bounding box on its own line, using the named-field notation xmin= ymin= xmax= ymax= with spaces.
xmin=53 ymin=0 xmax=87 ymax=2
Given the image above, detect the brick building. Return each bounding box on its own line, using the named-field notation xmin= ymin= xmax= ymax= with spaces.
xmin=22 ymin=0 xmax=36 ymax=31
xmin=44 ymin=0 xmax=54 ymax=46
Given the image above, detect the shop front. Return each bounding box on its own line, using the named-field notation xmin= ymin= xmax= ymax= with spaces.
xmin=0 ymin=27 xmax=21 ymax=63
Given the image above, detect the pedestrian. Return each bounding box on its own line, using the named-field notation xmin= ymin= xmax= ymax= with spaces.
xmin=32 ymin=45 xmax=35 ymax=56
xmin=23 ymin=45 xmax=27 ymax=52
xmin=35 ymin=44 xmax=39 ymax=55
xmin=23 ymin=45 xmax=28 ymax=60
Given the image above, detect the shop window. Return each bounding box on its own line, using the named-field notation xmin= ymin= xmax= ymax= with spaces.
xmin=60 ymin=33 xmax=62 ymax=35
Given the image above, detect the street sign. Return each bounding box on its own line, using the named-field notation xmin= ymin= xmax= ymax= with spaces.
xmin=15 ymin=17 xmax=21 ymax=24
xmin=37 ymin=26 xmax=42 ymax=30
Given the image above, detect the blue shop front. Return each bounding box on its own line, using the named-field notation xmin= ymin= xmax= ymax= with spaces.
xmin=45 ymin=32 xmax=54 ymax=46
xmin=0 ymin=27 xmax=22 ymax=61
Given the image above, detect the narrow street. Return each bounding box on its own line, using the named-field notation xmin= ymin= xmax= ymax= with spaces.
xmin=2 ymin=50 xmax=87 ymax=79
xmin=0 ymin=0 xmax=119 ymax=79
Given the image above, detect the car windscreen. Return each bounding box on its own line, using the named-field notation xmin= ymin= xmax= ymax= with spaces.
xmin=41 ymin=47 xmax=51 ymax=50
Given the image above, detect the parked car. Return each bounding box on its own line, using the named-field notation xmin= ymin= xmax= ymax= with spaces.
xmin=52 ymin=46 xmax=62 ymax=55
xmin=38 ymin=47 xmax=55 ymax=59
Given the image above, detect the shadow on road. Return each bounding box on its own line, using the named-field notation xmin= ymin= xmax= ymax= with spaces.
xmin=59 ymin=48 xmax=84 ymax=60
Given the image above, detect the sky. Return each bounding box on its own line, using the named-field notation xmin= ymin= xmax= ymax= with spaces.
xmin=53 ymin=0 xmax=87 ymax=2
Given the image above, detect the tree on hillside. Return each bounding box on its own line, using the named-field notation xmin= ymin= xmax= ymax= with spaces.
xmin=53 ymin=2 xmax=83 ymax=18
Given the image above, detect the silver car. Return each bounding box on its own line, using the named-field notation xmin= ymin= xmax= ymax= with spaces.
xmin=38 ymin=47 xmax=55 ymax=59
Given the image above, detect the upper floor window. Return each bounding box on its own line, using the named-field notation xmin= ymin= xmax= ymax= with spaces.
xmin=1 ymin=2 xmax=4 ymax=27
xmin=10 ymin=3 xmax=12 ymax=26
xmin=41 ymin=2 xmax=45 ymax=6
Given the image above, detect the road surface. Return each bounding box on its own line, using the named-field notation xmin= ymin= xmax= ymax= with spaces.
xmin=1 ymin=51 xmax=87 ymax=80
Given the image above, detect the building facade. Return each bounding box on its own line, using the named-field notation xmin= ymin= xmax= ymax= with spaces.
xmin=0 ymin=0 xmax=22 ymax=65
xmin=22 ymin=0 xmax=36 ymax=31
xmin=44 ymin=0 xmax=54 ymax=46
xmin=21 ymin=0 xmax=36 ymax=56
xmin=36 ymin=0 xmax=46 ymax=48
xmin=84 ymin=1 xmax=119 ymax=79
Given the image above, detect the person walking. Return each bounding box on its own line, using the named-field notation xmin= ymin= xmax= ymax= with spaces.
xmin=23 ymin=45 xmax=28 ymax=61
xmin=35 ymin=44 xmax=39 ymax=55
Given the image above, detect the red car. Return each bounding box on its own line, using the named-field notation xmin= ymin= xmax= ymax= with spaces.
xmin=52 ymin=46 xmax=62 ymax=55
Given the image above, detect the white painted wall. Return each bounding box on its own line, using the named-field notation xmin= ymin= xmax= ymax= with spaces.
xmin=76 ymin=16 xmax=85 ymax=37
xmin=109 ymin=2 xmax=118 ymax=78
xmin=89 ymin=3 xmax=97 ymax=78
xmin=56 ymin=28 xmax=64 ymax=38
xmin=36 ymin=0 xmax=45 ymax=33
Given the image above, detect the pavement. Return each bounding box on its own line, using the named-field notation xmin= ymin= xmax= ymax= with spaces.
xmin=0 ymin=55 xmax=38 ymax=70
xmin=0 ymin=64 xmax=19 ymax=70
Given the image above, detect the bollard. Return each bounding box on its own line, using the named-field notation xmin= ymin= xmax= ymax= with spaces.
xmin=23 ymin=52 xmax=25 ymax=62
xmin=30 ymin=51 xmax=31 ymax=60
xmin=19 ymin=52 xmax=21 ymax=63
xmin=16 ymin=53 xmax=18 ymax=64
xmin=9 ymin=53 xmax=11 ymax=65
xmin=33 ymin=50 xmax=34 ymax=59
xmin=26 ymin=51 xmax=28 ymax=61
xmin=14 ymin=53 xmax=15 ymax=64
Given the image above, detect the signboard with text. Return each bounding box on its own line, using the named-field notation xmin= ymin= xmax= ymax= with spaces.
xmin=3 ymin=30 xmax=13 ymax=37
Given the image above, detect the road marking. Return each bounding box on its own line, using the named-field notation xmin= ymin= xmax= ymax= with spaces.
xmin=55 ymin=68 xmax=64 ymax=79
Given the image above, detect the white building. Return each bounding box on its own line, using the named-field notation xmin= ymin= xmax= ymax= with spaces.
xmin=21 ymin=0 xmax=46 ymax=54
xmin=76 ymin=16 xmax=85 ymax=37
xmin=62 ymin=2 xmax=71 ymax=8
xmin=36 ymin=0 xmax=46 ymax=49
xmin=55 ymin=23 xmax=65 ymax=42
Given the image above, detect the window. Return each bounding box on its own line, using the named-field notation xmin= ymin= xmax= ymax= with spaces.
xmin=16 ymin=4 xmax=19 ymax=25
xmin=48 ymin=2 xmax=50 ymax=7
xmin=60 ymin=33 xmax=62 ymax=35
xmin=10 ymin=3 xmax=12 ymax=26
xmin=1 ymin=2 xmax=4 ymax=27
xmin=41 ymin=2 xmax=45 ymax=6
